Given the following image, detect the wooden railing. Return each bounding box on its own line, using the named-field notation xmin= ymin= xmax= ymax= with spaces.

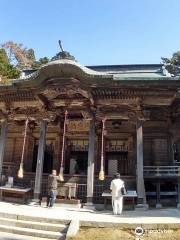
xmin=30 ymin=180 xmax=106 ymax=203
xmin=144 ymin=166 xmax=180 ymax=177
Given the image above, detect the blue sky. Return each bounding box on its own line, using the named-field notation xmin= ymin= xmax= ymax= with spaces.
xmin=1 ymin=0 xmax=180 ymax=65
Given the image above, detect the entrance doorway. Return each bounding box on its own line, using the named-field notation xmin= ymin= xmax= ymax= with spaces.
xmin=65 ymin=139 xmax=88 ymax=175
xmin=68 ymin=151 xmax=88 ymax=175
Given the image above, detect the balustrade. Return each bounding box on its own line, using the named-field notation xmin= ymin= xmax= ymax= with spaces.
xmin=144 ymin=166 xmax=180 ymax=177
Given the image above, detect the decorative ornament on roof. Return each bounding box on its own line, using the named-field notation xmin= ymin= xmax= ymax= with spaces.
xmin=51 ymin=40 xmax=76 ymax=61
xmin=162 ymin=65 xmax=171 ymax=77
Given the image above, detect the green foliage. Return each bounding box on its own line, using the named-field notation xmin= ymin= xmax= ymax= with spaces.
xmin=32 ymin=57 xmax=49 ymax=69
xmin=6 ymin=64 xmax=20 ymax=78
xmin=0 ymin=48 xmax=9 ymax=65
xmin=162 ymin=51 xmax=180 ymax=75
xmin=0 ymin=48 xmax=20 ymax=79
xmin=39 ymin=57 xmax=49 ymax=64
xmin=0 ymin=41 xmax=50 ymax=79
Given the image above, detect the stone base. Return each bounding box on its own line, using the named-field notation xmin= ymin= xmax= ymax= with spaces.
xmin=156 ymin=203 xmax=162 ymax=209
xmin=177 ymin=203 xmax=180 ymax=209
xmin=40 ymin=197 xmax=81 ymax=208
xmin=29 ymin=197 xmax=41 ymax=206
xmin=56 ymin=203 xmax=81 ymax=209
xmin=56 ymin=199 xmax=81 ymax=208
xmin=56 ymin=198 xmax=81 ymax=204
xmin=28 ymin=201 xmax=41 ymax=206
xmin=40 ymin=197 xmax=81 ymax=205
xmin=83 ymin=202 xmax=96 ymax=211
xmin=94 ymin=204 xmax=105 ymax=211
xmin=135 ymin=203 xmax=149 ymax=211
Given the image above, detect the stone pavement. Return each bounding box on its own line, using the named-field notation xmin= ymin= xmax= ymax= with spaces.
xmin=0 ymin=201 xmax=179 ymax=227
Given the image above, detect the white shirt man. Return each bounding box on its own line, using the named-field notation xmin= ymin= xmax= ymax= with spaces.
xmin=110 ymin=173 xmax=125 ymax=215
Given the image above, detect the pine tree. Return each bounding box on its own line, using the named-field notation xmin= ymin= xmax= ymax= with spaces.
xmin=162 ymin=51 xmax=180 ymax=75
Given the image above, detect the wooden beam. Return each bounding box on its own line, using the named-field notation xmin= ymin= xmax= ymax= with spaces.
xmin=177 ymin=178 xmax=180 ymax=209
xmin=156 ymin=180 xmax=162 ymax=209
xmin=37 ymin=94 xmax=54 ymax=110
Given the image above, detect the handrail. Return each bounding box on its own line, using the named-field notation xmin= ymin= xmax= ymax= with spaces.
xmin=144 ymin=166 xmax=180 ymax=168
xmin=144 ymin=165 xmax=180 ymax=176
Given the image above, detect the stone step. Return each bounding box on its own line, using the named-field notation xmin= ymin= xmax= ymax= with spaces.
xmin=0 ymin=231 xmax=55 ymax=240
xmin=41 ymin=197 xmax=81 ymax=205
xmin=0 ymin=211 xmax=70 ymax=225
xmin=0 ymin=224 xmax=66 ymax=239
xmin=0 ymin=217 xmax=68 ymax=232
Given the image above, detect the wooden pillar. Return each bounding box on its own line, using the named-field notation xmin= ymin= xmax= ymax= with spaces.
xmin=0 ymin=120 xmax=8 ymax=182
xmin=136 ymin=120 xmax=148 ymax=208
xmin=156 ymin=180 xmax=162 ymax=208
xmin=177 ymin=178 xmax=180 ymax=209
xmin=86 ymin=117 xmax=95 ymax=205
xmin=169 ymin=134 xmax=174 ymax=164
xmin=34 ymin=120 xmax=47 ymax=200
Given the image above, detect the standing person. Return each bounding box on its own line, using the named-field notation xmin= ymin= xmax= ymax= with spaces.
xmin=47 ymin=170 xmax=60 ymax=208
xmin=110 ymin=173 xmax=126 ymax=215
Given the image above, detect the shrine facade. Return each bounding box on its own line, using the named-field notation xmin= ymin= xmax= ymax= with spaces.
xmin=0 ymin=50 xmax=180 ymax=208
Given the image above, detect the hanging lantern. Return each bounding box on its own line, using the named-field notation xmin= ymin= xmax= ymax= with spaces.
xmin=99 ymin=118 xmax=106 ymax=181
xmin=59 ymin=110 xmax=68 ymax=181
xmin=18 ymin=118 xmax=29 ymax=178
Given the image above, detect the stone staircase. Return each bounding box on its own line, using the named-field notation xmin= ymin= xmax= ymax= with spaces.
xmin=0 ymin=212 xmax=69 ymax=239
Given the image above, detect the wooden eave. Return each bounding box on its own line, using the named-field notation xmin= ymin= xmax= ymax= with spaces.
xmin=0 ymin=60 xmax=180 ymax=121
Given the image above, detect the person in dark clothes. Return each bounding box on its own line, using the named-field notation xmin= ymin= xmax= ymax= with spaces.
xmin=47 ymin=170 xmax=60 ymax=207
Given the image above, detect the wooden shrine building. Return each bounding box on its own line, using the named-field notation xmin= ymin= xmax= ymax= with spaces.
xmin=0 ymin=48 xmax=180 ymax=208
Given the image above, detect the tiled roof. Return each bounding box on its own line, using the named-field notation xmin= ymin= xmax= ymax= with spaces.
xmin=87 ymin=64 xmax=172 ymax=80
xmin=20 ymin=63 xmax=172 ymax=82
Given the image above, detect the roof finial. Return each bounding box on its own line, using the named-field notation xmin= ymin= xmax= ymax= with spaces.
xmin=51 ymin=40 xmax=76 ymax=61
xmin=58 ymin=40 xmax=64 ymax=52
